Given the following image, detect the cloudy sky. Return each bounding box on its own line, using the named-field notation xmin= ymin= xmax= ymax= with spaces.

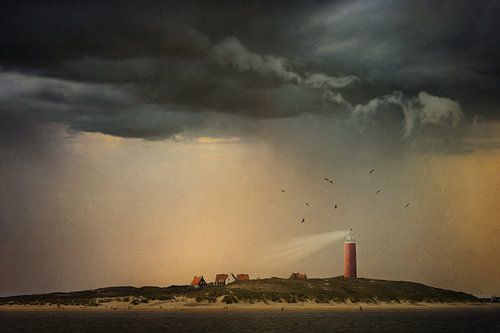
xmin=1 ymin=0 xmax=499 ymax=297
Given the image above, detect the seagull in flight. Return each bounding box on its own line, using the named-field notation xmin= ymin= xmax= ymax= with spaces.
xmin=324 ymin=177 xmax=334 ymax=184
xmin=404 ymin=203 xmax=410 ymax=208
xmin=370 ymin=169 xmax=374 ymax=174
xmin=301 ymin=218 xmax=305 ymax=223
xmin=281 ymin=189 xmax=286 ymax=192
xmin=306 ymin=202 xmax=310 ymax=207
xmin=376 ymin=190 xmax=380 ymax=194
xmin=334 ymin=204 xmax=338 ymax=209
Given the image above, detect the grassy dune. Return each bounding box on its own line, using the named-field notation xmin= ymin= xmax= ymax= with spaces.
xmin=0 ymin=277 xmax=478 ymax=307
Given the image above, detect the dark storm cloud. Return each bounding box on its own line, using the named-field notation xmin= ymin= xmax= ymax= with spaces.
xmin=0 ymin=69 xmax=206 ymax=139
xmin=0 ymin=0 xmax=498 ymax=142
xmin=0 ymin=1 xmax=212 ymax=66
xmin=299 ymin=1 xmax=500 ymax=111
xmin=350 ymin=91 xmax=463 ymax=137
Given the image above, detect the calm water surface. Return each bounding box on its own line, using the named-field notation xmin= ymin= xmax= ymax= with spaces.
xmin=1 ymin=309 xmax=499 ymax=332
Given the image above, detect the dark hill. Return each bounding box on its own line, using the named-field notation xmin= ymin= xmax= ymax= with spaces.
xmin=0 ymin=277 xmax=478 ymax=306
xmin=219 ymin=277 xmax=478 ymax=304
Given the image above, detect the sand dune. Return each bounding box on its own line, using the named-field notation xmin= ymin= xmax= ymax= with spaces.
xmin=1 ymin=298 xmax=495 ymax=312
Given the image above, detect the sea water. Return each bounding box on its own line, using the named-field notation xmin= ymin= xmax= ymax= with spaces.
xmin=1 ymin=308 xmax=499 ymax=332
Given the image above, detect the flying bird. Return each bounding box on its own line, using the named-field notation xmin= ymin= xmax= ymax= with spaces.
xmin=281 ymin=189 xmax=286 ymax=192
xmin=324 ymin=177 xmax=329 ymax=182
xmin=334 ymin=204 xmax=338 ymax=209
xmin=370 ymin=169 xmax=374 ymax=174
xmin=329 ymin=180 xmax=333 ymax=184
xmin=306 ymin=202 xmax=310 ymax=207
xmin=301 ymin=218 xmax=305 ymax=223
xmin=404 ymin=203 xmax=410 ymax=208
xmin=376 ymin=190 xmax=380 ymax=194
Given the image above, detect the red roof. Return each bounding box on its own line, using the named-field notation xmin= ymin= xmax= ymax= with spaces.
xmin=236 ymin=274 xmax=250 ymax=281
xmin=215 ymin=274 xmax=229 ymax=283
xmin=289 ymin=272 xmax=307 ymax=280
xmin=191 ymin=276 xmax=205 ymax=285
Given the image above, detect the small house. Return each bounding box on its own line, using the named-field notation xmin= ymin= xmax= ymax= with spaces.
xmin=215 ymin=274 xmax=229 ymax=286
xmin=289 ymin=272 xmax=307 ymax=280
xmin=232 ymin=273 xmax=250 ymax=281
xmin=190 ymin=275 xmax=207 ymax=288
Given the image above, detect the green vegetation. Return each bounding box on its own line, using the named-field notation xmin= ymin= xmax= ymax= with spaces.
xmin=0 ymin=277 xmax=478 ymax=306
xmin=218 ymin=277 xmax=478 ymax=303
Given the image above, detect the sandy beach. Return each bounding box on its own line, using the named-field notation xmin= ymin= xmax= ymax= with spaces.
xmin=1 ymin=298 xmax=497 ymax=312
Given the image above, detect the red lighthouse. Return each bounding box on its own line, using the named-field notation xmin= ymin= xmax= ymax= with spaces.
xmin=343 ymin=228 xmax=357 ymax=278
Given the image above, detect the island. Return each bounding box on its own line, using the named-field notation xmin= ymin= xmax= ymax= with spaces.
xmin=0 ymin=277 xmax=484 ymax=311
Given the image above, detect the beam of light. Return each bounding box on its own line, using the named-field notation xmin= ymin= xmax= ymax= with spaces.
xmin=261 ymin=230 xmax=346 ymax=267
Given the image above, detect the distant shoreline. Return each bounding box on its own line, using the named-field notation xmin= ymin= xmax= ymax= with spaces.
xmin=1 ymin=301 xmax=497 ymax=312
xmin=0 ymin=277 xmax=483 ymax=312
